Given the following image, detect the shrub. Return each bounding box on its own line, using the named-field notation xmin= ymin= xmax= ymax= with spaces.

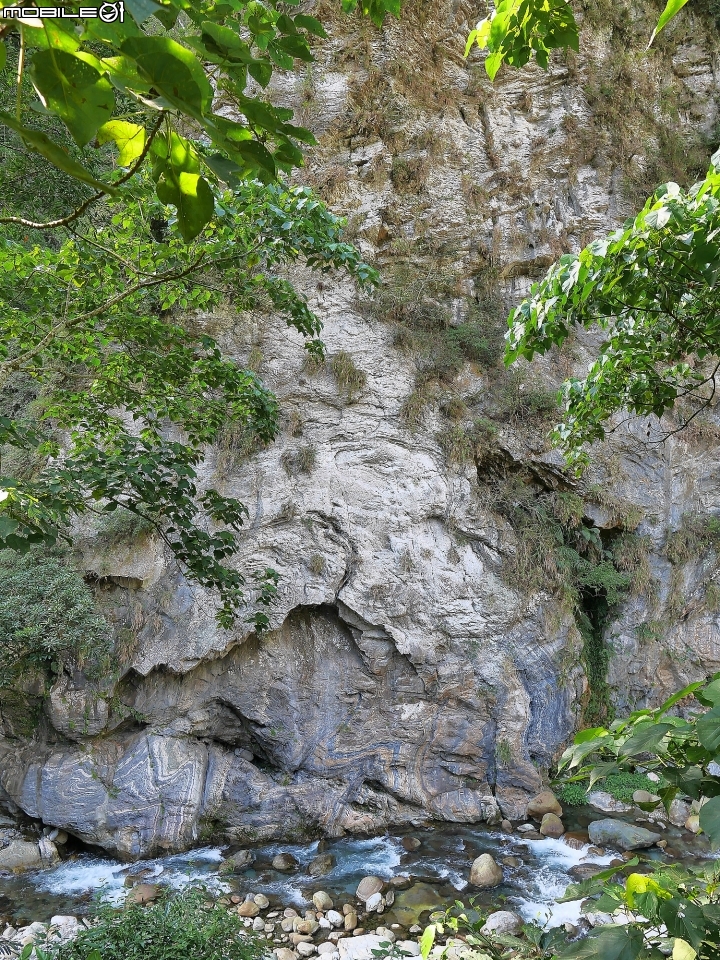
xmin=558 ymin=782 xmax=588 ymax=806
xmin=666 ymin=512 xmax=720 ymax=565
xmin=50 ymin=888 xmax=265 ymax=960
xmin=0 ymin=548 xmax=112 ymax=689
xmin=281 ymin=445 xmax=317 ymax=476
xmin=96 ymin=509 xmax=155 ymax=546
xmin=330 ymin=351 xmax=367 ymax=402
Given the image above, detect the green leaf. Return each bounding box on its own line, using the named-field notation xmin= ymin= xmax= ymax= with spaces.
xmin=125 ymin=0 xmax=160 ymax=24
xmin=294 ymin=14 xmax=329 ymax=38
xmin=696 ymin=706 xmax=720 ymax=752
xmin=0 ymin=109 xmax=116 ymax=192
xmin=699 ymin=794 xmax=720 ymax=846
xmin=0 ymin=40 xmax=7 ymax=74
xmin=649 ymin=0 xmax=690 ymax=46
xmin=156 ymin=171 xmax=214 ymax=242
xmin=419 ymin=925 xmax=436 ymax=960
xmin=621 ymin=721 xmax=673 ymax=756
xmin=30 ymin=49 xmax=115 ymax=147
xmin=556 ymin=924 xmax=645 ymax=959
xmin=672 ymin=939 xmax=697 ymax=960
xmin=120 ymin=36 xmax=213 ymax=114
xmin=97 ymin=120 xmax=146 ymax=166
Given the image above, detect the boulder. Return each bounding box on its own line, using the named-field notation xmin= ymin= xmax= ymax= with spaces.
xmin=500 ymin=820 xmax=513 ymax=832
xmin=238 ymin=902 xmax=260 ymax=918
xmin=254 ymin=894 xmax=270 ymax=909
xmin=539 ymin=813 xmax=564 ymax=838
xmin=526 ymin=791 xmax=562 ymax=819
xmin=401 ymin=837 xmax=421 ymax=851
xmin=396 ymin=943 xmax=420 ymax=957
xmin=309 ymin=854 xmax=336 ymax=877
xmin=562 ymin=831 xmax=589 ymax=850
xmin=356 ymin=877 xmax=384 ymax=901
xmin=126 ymin=883 xmax=160 ymax=905
xmin=469 ymin=854 xmax=503 ymax=888
xmin=0 ymin=840 xmax=42 ymax=871
xmin=313 ymin=892 xmax=333 ymax=911
xmin=480 ymin=911 xmax=523 ymax=936
xmin=632 ymin=790 xmax=660 ymax=805
xmin=49 ymin=915 xmax=80 ymax=943
xmin=568 ymin=864 xmax=607 ymax=882
xmin=273 ymin=853 xmax=300 ymax=871
xmin=338 ymin=935 xmax=385 ymax=960
xmin=588 ymin=819 xmax=661 ymax=851
xmin=587 ymin=792 xmax=633 ymax=814
xmin=365 ymin=892 xmax=382 ymax=911
xmin=224 ymin=849 xmax=255 ymax=872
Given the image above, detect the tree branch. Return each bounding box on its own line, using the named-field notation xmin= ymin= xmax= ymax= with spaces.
xmin=0 ymin=112 xmax=166 ymax=230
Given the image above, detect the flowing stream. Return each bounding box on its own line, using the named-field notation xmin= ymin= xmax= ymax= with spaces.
xmin=0 ymin=811 xmax=714 ymax=932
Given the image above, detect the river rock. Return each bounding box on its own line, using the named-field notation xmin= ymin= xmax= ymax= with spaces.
xmin=685 ymin=814 xmax=701 ymax=833
xmin=502 ymin=856 xmax=519 ymax=867
xmin=632 ymin=790 xmax=660 ymax=805
xmin=327 ymin=910 xmax=343 ymax=928
xmin=588 ymin=819 xmax=661 ymax=851
xmin=47 ymin=828 xmax=68 ymax=845
xmin=389 ymin=876 xmax=411 ymax=889
xmin=296 ymin=919 xmax=320 ymax=935
xmin=282 ymin=918 xmax=296 ymax=932
xmin=501 ymin=820 xmax=513 ymax=832
xmin=562 ymin=831 xmax=589 ymax=850
xmin=239 ymin=902 xmax=261 ymax=918
xmin=374 ymin=927 xmax=395 ymax=942
xmin=568 ymin=863 xmax=607 ymax=882
xmin=356 ymin=877 xmax=384 ymax=901
xmin=338 ymin=935 xmax=384 ymax=960
xmin=0 ymin=840 xmax=42 ymax=871
xmin=469 ymin=854 xmax=503 ymax=888
xmin=126 ymin=883 xmax=160 ymax=905
xmin=291 ymin=934 xmax=313 ymax=945
xmin=275 ymin=950 xmax=298 ymax=960
xmin=526 ymin=791 xmax=562 ymax=819
xmin=274 ymin=853 xmax=300 ymax=871
xmin=344 ymin=912 xmax=357 ymax=931
xmin=587 ymin=792 xmax=633 ymax=814
xmin=318 ymin=944 xmax=338 ymax=955
xmin=309 ymin=854 xmax=336 ymax=877
xmin=396 ymin=943 xmax=420 ymax=957
xmin=401 ymin=837 xmax=421 ymax=851
xmin=365 ymin=892 xmax=382 ymax=911
xmin=253 ymin=917 xmax=265 ymax=932
xmin=225 ymin=849 xmax=255 ymax=872
xmin=297 ymin=943 xmax=317 ymax=957
xmin=539 ymin=813 xmax=564 ymax=838
xmin=313 ymin=892 xmax=334 ymax=911
xmin=49 ymin=916 xmax=80 ymax=942
xmin=480 ymin=911 xmax=523 ymax=936
xmin=255 ymin=894 xmax=270 ymax=909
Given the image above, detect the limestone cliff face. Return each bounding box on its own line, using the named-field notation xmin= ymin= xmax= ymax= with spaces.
xmin=1 ymin=0 xmax=719 ymax=858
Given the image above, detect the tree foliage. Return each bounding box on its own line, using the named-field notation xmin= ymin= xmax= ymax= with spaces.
xmin=0 ymin=0 xmax=401 ymax=238
xmin=0 ymin=174 xmax=376 ymax=626
xmin=554 ymin=675 xmax=720 ymax=959
xmin=506 ymin=150 xmax=720 ymax=470
xmin=466 ymin=0 xmax=690 ymax=80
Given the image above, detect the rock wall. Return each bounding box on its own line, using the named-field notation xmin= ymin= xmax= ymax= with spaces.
xmin=1 ymin=0 xmax=720 ymax=858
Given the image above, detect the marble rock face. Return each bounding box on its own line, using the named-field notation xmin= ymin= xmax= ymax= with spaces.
xmin=1 ymin=1 xmax=720 ymax=857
